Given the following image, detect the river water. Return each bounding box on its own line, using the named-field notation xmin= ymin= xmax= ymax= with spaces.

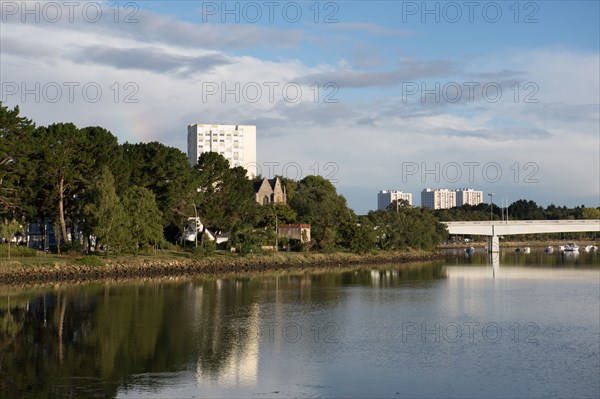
xmin=1 ymin=249 xmax=598 ymax=398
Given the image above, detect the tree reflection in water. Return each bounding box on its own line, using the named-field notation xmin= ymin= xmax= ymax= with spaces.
xmin=0 ymin=262 xmax=445 ymax=398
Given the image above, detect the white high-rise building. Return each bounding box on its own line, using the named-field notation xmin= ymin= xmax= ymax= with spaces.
xmin=377 ymin=190 xmax=413 ymax=210
xmin=455 ymin=188 xmax=484 ymax=206
xmin=421 ymin=188 xmax=457 ymax=210
xmin=187 ymin=124 xmax=257 ymax=178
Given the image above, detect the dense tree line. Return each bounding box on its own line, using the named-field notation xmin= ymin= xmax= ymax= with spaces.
xmin=433 ymin=200 xmax=600 ymax=221
xmin=8 ymin=103 xmax=596 ymax=255
xmin=0 ymin=104 xmax=448 ymax=254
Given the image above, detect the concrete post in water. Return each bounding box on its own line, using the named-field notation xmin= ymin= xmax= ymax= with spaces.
xmin=488 ymin=224 xmax=500 ymax=253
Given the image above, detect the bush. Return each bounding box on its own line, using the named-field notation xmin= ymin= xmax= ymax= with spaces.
xmin=0 ymin=244 xmax=37 ymax=258
xmin=187 ymin=246 xmax=204 ymax=260
xmin=62 ymin=241 xmax=85 ymax=253
xmin=77 ymin=255 xmax=104 ymax=267
xmin=201 ymin=235 xmax=216 ymax=256
xmin=186 ymin=234 xmax=217 ymax=259
xmin=278 ymin=237 xmax=290 ymax=251
xmin=159 ymin=240 xmax=174 ymax=251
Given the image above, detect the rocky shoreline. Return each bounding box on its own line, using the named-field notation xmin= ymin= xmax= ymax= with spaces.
xmin=0 ymin=251 xmax=449 ymax=287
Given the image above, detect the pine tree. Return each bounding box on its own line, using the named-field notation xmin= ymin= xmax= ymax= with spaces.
xmin=122 ymin=186 xmax=163 ymax=254
xmin=84 ymin=168 xmax=128 ymax=255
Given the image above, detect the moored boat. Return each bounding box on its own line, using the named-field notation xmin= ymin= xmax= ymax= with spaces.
xmin=563 ymin=243 xmax=579 ymax=252
xmin=544 ymin=246 xmax=554 ymax=253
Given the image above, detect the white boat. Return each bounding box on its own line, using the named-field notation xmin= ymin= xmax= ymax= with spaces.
xmin=465 ymin=246 xmax=475 ymax=254
xmin=558 ymin=245 xmax=565 ymax=251
xmin=584 ymin=245 xmax=598 ymax=252
xmin=563 ymin=243 xmax=579 ymax=252
xmin=523 ymin=247 xmax=531 ymax=254
xmin=544 ymin=246 xmax=554 ymax=253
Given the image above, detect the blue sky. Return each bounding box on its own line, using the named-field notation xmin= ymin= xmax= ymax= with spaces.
xmin=1 ymin=1 xmax=599 ymax=213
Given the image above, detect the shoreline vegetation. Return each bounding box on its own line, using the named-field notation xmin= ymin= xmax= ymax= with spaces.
xmin=0 ymin=249 xmax=449 ymax=287
xmin=2 ymin=238 xmax=598 ymax=286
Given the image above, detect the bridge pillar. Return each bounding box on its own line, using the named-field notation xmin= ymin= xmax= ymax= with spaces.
xmin=488 ymin=235 xmax=499 ymax=253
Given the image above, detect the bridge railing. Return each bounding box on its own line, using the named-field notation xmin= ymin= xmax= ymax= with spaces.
xmin=444 ymin=220 xmax=600 ymax=225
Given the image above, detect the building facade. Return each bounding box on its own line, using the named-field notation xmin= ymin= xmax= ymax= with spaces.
xmin=187 ymin=124 xmax=257 ymax=178
xmin=455 ymin=188 xmax=484 ymax=206
xmin=421 ymin=188 xmax=457 ymax=210
xmin=277 ymin=224 xmax=311 ymax=243
xmin=253 ymin=177 xmax=287 ymax=206
xmin=377 ymin=190 xmax=413 ymax=210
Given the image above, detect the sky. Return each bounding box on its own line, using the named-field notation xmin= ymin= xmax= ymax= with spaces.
xmin=1 ymin=0 xmax=599 ymax=214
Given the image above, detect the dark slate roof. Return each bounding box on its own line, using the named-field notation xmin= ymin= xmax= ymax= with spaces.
xmin=253 ymin=177 xmax=285 ymax=193
xmin=252 ymin=178 xmax=265 ymax=192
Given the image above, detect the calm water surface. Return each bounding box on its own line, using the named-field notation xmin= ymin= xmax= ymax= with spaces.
xmin=1 ymin=250 xmax=599 ymax=398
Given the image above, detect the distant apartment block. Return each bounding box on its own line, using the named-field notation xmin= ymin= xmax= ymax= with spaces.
xmin=421 ymin=188 xmax=457 ymax=210
xmin=455 ymin=188 xmax=484 ymax=206
xmin=187 ymin=124 xmax=257 ymax=178
xmin=377 ymin=190 xmax=413 ymax=210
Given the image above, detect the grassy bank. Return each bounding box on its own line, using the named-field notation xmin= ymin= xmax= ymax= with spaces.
xmin=0 ymin=249 xmax=448 ymax=286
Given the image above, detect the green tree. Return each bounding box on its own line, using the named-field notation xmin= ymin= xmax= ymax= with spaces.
xmin=338 ymin=217 xmax=376 ymax=254
xmin=368 ymin=207 xmax=447 ymax=250
xmin=122 ymin=186 xmax=164 ymax=254
xmin=433 ymin=203 xmax=495 ymax=221
xmin=279 ymin=176 xmax=297 ymax=203
xmin=0 ymin=220 xmax=22 ymax=258
xmin=0 ymin=103 xmax=36 ymax=219
xmin=230 ymin=224 xmax=262 ymax=256
xmin=581 ymin=207 xmax=600 ymax=219
xmin=509 ymin=199 xmax=544 ymax=220
xmin=194 ymin=152 xmax=258 ymax=235
xmin=81 ymin=126 xmax=128 ymax=193
xmin=34 ymin=123 xmax=91 ymax=244
xmin=66 ymin=127 xmax=128 ymax=242
xmin=545 ymin=204 xmax=570 ymax=220
xmin=123 ymin=142 xmax=197 ymax=239
xmin=257 ymin=204 xmax=297 ymax=229
xmin=290 ymin=175 xmax=354 ymax=250
xmin=84 ymin=168 xmax=128 ymax=255
xmin=387 ymin=199 xmax=411 ymax=211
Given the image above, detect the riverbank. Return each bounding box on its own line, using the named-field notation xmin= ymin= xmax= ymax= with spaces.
xmin=0 ymin=250 xmax=448 ymax=286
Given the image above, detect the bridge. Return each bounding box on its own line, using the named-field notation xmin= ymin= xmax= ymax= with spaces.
xmin=443 ymin=220 xmax=600 ymax=252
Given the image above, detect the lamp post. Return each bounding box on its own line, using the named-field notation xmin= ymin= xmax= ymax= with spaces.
xmin=488 ymin=193 xmax=494 ymax=222
xmin=192 ymin=202 xmax=198 ymax=248
xmin=272 ymin=205 xmax=278 ymax=252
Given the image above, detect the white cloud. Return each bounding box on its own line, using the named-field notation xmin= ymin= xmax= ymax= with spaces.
xmin=1 ymin=3 xmax=598 ymax=213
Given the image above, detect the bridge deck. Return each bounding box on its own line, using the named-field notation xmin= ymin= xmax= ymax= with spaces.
xmin=444 ymin=220 xmax=600 ymax=236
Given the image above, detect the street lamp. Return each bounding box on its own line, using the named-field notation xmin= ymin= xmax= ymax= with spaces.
xmin=488 ymin=193 xmax=494 ymax=222
xmin=192 ymin=202 xmax=198 ymax=247
xmin=271 ymin=204 xmax=278 ymax=252
xmin=192 ymin=188 xmax=201 ymax=248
